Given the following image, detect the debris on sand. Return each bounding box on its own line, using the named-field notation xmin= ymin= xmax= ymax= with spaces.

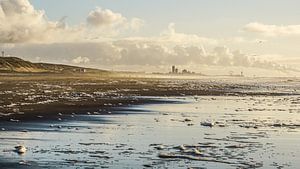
xmin=154 ymin=145 xmax=166 ymax=150
xmin=225 ymin=144 xmax=246 ymax=149
xmin=192 ymin=148 xmax=201 ymax=155
xmin=200 ymin=121 xmax=215 ymax=127
xmin=158 ymin=152 xmax=236 ymax=164
xmin=182 ymin=148 xmax=203 ymax=155
xmin=143 ymin=164 xmax=153 ymax=168
xmin=20 ymin=129 xmax=29 ymax=133
xmin=184 ymin=118 xmax=192 ymax=122
xmin=177 ymin=144 xmax=187 ymax=151
xmin=10 ymin=118 xmax=20 ymax=122
xmin=89 ymin=155 xmax=112 ymax=159
xmin=15 ymin=145 xmax=27 ymax=154
xmin=18 ymin=160 xmax=31 ymax=166
xmin=272 ymin=123 xmax=284 ymax=127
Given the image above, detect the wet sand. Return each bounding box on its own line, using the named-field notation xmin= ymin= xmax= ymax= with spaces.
xmin=0 ymin=74 xmax=300 ymax=168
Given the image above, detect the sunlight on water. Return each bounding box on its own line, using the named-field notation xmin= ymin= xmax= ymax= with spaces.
xmin=1 ymin=96 xmax=300 ymax=168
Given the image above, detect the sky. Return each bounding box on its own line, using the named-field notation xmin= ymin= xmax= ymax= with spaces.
xmin=1 ymin=0 xmax=300 ymax=76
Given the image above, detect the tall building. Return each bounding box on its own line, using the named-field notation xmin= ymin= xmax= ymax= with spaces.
xmin=175 ymin=68 xmax=178 ymax=74
xmin=1 ymin=51 xmax=4 ymax=57
xmin=172 ymin=65 xmax=175 ymax=73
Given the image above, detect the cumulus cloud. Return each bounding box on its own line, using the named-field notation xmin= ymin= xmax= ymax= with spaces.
xmin=72 ymin=56 xmax=90 ymax=64
xmin=3 ymin=41 xmax=294 ymax=72
xmin=0 ymin=0 xmax=144 ymax=43
xmin=0 ymin=0 xmax=85 ymax=43
xmin=0 ymin=1 xmax=295 ymax=73
xmin=0 ymin=0 xmax=48 ymax=42
xmin=119 ymin=43 xmax=285 ymax=71
xmin=159 ymin=23 xmax=218 ymax=46
xmin=129 ymin=18 xmax=145 ymax=31
xmin=244 ymin=22 xmax=300 ymax=37
xmin=86 ymin=7 xmax=145 ymax=36
xmin=86 ymin=7 xmax=125 ymax=27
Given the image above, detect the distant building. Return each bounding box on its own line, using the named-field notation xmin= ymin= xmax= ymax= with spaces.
xmin=170 ymin=65 xmax=195 ymax=75
xmin=182 ymin=69 xmax=188 ymax=74
xmin=182 ymin=69 xmax=195 ymax=74
xmin=73 ymin=68 xmax=87 ymax=73
xmin=171 ymin=65 xmax=179 ymax=74
xmin=172 ymin=65 xmax=176 ymax=73
xmin=228 ymin=71 xmax=244 ymax=77
xmin=1 ymin=51 xmax=4 ymax=57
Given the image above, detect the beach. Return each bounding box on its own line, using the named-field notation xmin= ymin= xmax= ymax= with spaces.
xmin=0 ymin=74 xmax=300 ymax=168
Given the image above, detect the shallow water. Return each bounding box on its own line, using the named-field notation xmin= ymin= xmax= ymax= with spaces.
xmin=1 ymin=96 xmax=300 ymax=168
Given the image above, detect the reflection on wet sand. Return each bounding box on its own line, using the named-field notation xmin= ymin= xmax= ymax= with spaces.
xmin=1 ymin=94 xmax=300 ymax=168
xmin=0 ymin=77 xmax=299 ymax=168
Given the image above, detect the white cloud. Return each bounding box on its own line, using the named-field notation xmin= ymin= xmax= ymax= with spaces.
xmin=0 ymin=0 xmax=48 ymax=42
xmin=0 ymin=1 xmax=144 ymax=43
xmin=0 ymin=0 xmax=85 ymax=43
xmin=86 ymin=7 xmax=145 ymax=36
xmin=244 ymin=22 xmax=300 ymax=37
xmin=0 ymin=1 xmax=296 ymax=73
xmin=86 ymin=7 xmax=125 ymax=27
xmin=4 ymin=41 xmax=294 ymax=72
xmin=129 ymin=18 xmax=145 ymax=31
xmin=72 ymin=56 xmax=90 ymax=64
xmin=159 ymin=23 xmax=218 ymax=46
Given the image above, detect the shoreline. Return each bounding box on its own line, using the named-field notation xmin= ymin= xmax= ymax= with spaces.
xmin=1 ymin=95 xmax=300 ymax=168
xmin=0 ymin=75 xmax=299 ymax=122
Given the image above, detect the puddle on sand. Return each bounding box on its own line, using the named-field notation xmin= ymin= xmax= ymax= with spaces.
xmin=0 ymin=96 xmax=300 ymax=169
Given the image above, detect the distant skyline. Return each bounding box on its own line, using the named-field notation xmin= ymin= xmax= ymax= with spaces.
xmin=1 ymin=0 xmax=300 ymax=76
